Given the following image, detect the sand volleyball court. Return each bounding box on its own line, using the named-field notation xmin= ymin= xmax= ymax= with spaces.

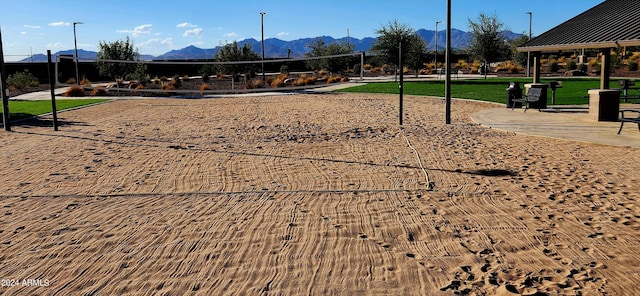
xmin=1 ymin=93 xmax=639 ymax=295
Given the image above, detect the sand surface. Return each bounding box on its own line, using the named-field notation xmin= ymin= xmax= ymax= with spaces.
xmin=1 ymin=93 xmax=639 ymax=295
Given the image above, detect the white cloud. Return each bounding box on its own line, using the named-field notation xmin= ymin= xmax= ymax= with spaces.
xmin=24 ymin=25 xmax=41 ymax=29
xmin=20 ymin=31 xmax=27 ymax=35
xmin=177 ymin=22 xmax=197 ymax=28
xmin=47 ymin=42 xmax=64 ymax=48
xmin=183 ymin=27 xmax=203 ymax=37
xmin=117 ymin=24 xmax=153 ymax=37
xmin=49 ymin=21 xmax=70 ymax=27
xmin=223 ymin=32 xmax=238 ymax=38
xmin=140 ymin=37 xmax=174 ymax=48
xmin=277 ymin=32 xmax=289 ymax=37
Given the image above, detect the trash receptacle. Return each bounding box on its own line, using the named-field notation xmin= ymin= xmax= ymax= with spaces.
xmin=506 ymin=82 xmax=522 ymax=108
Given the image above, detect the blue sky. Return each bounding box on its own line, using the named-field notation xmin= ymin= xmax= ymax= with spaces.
xmin=2 ymin=0 xmax=603 ymax=61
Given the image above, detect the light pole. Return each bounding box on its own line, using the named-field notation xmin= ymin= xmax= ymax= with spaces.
xmin=260 ymin=12 xmax=266 ymax=85
xmin=73 ymin=21 xmax=83 ymax=84
xmin=346 ymin=28 xmax=350 ymax=46
xmin=526 ymin=12 xmax=532 ymax=78
xmin=435 ymin=21 xmax=442 ymax=73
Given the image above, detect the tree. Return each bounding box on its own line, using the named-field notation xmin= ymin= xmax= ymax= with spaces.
xmin=508 ymin=33 xmax=530 ymax=67
xmin=214 ymin=41 xmax=260 ymax=76
xmin=96 ymin=37 xmax=145 ymax=82
xmin=467 ymin=13 xmax=511 ymax=75
xmin=304 ymin=37 xmax=354 ymax=73
xmin=371 ymin=20 xmax=428 ymax=75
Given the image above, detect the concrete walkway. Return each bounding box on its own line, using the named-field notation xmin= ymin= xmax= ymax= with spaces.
xmin=471 ymin=105 xmax=640 ymax=148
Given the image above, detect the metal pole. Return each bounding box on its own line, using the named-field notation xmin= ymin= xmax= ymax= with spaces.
xmin=260 ymin=12 xmax=265 ymax=85
xmin=526 ymin=12 xmax=532 ymax=78
xmin=360 ymin=51 xmax=364 ymax=80
xmin=73 ymin=22 xmax=83 ymax=84
xmin=0 ymin=27 xmax=10 ymax=131
xmin=435 ymin=21 xmax=442 ymax=73
xmin=48 ymin=50 xmax=58 ymax=131
xmin=399 ymin=39 xmax=403 ymax=126
xmin=445 ymin=0 xmax=452 ymax=124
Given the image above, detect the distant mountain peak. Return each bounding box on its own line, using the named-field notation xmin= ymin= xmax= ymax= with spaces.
xmin=19 ymin=28 xmax=522 ymax=62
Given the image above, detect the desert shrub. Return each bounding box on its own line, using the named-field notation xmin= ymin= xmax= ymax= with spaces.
xmin=548 ymin=59 xmax=559 ymax=72
xmin=327 ymin=75 xmax=341 ymax=84
xmin=363 ymin=64 xmax=372 ymax=70
xmin=352 ymin=63 xmax=361 ymax=75
xmin=64 ymin=85 xmax=85 ymax=97
xmin=65 ymin=78 xmax=77 ymax=84
xmin=340 ymin=77 xmax=349 ymax=83
xmin=271 ymin=74 xmax=287 ymax=88
xmin=160 ymin=82 xmax=176 ymax=90
xmin=265 ymin=76 xmax=274 ymax=85
xmin=246 ymin=79 xmax=263 ymax=89
xmin=455 ymin=59 xmax=469 ymax=71
xmin=159 ymin=76 xmax=168 ymax=82
xmin=293 ymin=74 xmax=307 ymax=86
xmin=566 ymin=59 xmax=577 ymax=70
xmin=305 ymin=76 xmax=317 ymax=85
xmin=199 ymin=83 xmax=212 ymax=94
xmin=578 ymin=63 xmax=588 ymax=72
xmin=280 ymin=65 xmax=289 ymax=74
xmin=200 ymin=65 xmax=214 ymax=82
xmin=171 ymin=75 xmax=181 ymax=88
xmin=7 ymin=71 xmax=39 ymax=90
xmin=588 ymin=57 xmax=600 ymax=67
xmin=629 ymin=61 xmax=639 ymax=71
xmin=79 ymin=78 xmax=92 ymax=86
xmin=182 ymin=75 xmax=190 ymax=81
xmin=90 ymin=86 xmax=108 ymax=96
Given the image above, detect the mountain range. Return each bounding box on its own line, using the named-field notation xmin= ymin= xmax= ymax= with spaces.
xmin=20 ymin=28 xmax=522 ymax=62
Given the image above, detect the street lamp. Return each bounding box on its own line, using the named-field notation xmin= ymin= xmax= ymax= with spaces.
xmin=73 ymin=21 xmax=83 ymax=84
xmin=260 ymin=12 xmax=266 ymax=85
xmin=526 ymin=12 xmax=532 ymax=77
xmin=435 ymin=21 xmax=442 ymax=73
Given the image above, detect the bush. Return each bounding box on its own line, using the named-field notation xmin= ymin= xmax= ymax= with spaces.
xmin=578 ymin=63 xmax=588 ymax=72
xmin=327 ymin=75 xmax=341 ymax=84
xmin=90 ymin=86 xmax=109 ymax=96
xmin=246 ymin=79 xmax=263 ymax=89
xmin=629 ymin=61 xmax=639 ymax=71
xmin=280 ymin=65 xmax=289 ymax=74
xmin=566 ymin=59 xmax=577 ymax=70
xmin=199 ymin=83 xmax=212 ymax=94
xmin=64 ymin=85 xmax=85 ymax=97
xmin=7 ymin=71 xmax=39 ymax=90
xmin=352 ymin=63 xmax=361 ymax=75
xmin=80 ymin=78 xmax=92 ymax=86
xmin=271 ymin=73 xmax=287 ymax=88
xmin=548 ymin=59 xmax=559 ymax=72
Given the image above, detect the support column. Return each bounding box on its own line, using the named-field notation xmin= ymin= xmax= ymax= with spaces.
xmin=600 ymin=48 xmax=611 ymax=90
xmin=532 ymin=51 xmax=541 ymax=84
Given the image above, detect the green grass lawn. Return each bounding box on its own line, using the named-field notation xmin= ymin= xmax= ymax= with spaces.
xmin=1 ymin=99 xmax=110 ymax=121
xmin=339 ymin=77 xmax=619 ymax=105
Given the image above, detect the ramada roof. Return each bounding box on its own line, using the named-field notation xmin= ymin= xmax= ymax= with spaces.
xmin=518 ymin=0 xmax=640 ymax=52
